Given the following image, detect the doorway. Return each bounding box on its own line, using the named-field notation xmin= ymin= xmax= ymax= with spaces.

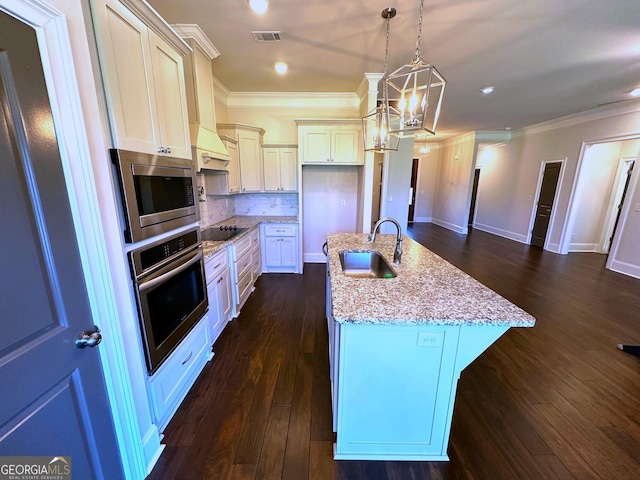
xmin=468 ymin=168 xmax=480 ymax=227
xmin=602 ymin=159 xmax=635 ymax=254
xmin=408 ymin=158 xmax=419 ymax=223
xmin=530 ymin=161 xmax=563 ymax=248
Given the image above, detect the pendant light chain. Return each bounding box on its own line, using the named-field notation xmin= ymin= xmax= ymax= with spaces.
xmin=414 ymin=0 xmax=424 ymax=62
xmin=383 ymin=11 xmax=391 ymax=76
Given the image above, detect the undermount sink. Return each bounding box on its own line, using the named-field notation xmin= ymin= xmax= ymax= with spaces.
xmin=339 ymin=251 xmax=397 ymax=279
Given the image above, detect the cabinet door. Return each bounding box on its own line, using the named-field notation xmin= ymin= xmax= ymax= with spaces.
xmin=218 ymin=269 xmax=233 ymax=323
xmin=101 ymin=0 xmax=160 ymax=154
xmin=279 ymin=237 xmax=297 ymax=267
xmin=225 ymin=140 xmax=241 ymax=193
xmin=262 ymin=147 xmax=280 ymax=191
xmin=148 ymin=32 xmax=191 ymax=159
xmin=238 ymin=131 xmax=262 ymax=191
xmin=302 ymin=128 xmax=332 ymax=163
xmin=192 ymin=44 xmax=216 ymax=131
xmin=332 ymin=129 xmax=360 ymax=164
xmin=279 ymin=148 xmax=298 ymax=191
xmin=264 ymin=237 xmax=282 ymax=267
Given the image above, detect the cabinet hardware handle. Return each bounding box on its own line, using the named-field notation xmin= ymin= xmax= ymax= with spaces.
xmin=157 ymin=146 xmax=165 ymax=153
xmin=217 ymin=277 xmax=222 ymax=284
xmin=181 ymin=351 xmax=193 ymax=365
xmin=243 ymin=188 xmax=246 ymax=191
xmin=166 ymin=147 xmax=171 ymax=154
xmin=213 ymin=263 xmax=221 ymax=269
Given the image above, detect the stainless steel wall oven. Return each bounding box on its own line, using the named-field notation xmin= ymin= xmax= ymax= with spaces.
xmin=129 ymin=227 xmax=208 ymax=373
xmin=111 ymin=149 xmax=199 ymax=243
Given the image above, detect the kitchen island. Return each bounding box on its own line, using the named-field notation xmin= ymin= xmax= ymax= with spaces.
xmin=325 ymin=233 xmax=535 ymax=461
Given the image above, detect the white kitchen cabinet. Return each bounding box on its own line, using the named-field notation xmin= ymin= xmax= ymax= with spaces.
xmin=262 ymin=145 xmax=298 ymax=191
xmin=95 ymin=0 xmax=191 ymax=159
xmin=297 ymin=121 xmax=362 ymax=165
xmin=217 ymin=123 xmax=265 ymax=192
xmin=261 ymin=223 xmax=299 ymax=273
xmin=204 ymin=135 xmax=240 ymax=195
xmin=147 ymin=315 xmax=209 ymax=431
xmin=205 ymin=249 xmax=232 ymax=346
xmin=228 ymin=228 xmax=261 ymax=316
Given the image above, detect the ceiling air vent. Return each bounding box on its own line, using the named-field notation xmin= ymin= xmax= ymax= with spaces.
xmin=251 ymin=31 xmax=282 ymax=42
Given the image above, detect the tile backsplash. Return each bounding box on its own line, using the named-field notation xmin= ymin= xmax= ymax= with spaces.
xmin=197 ymin=175 xmax=298 ymax=227
xmin=235 ymin=193 xmax=299 ymax=216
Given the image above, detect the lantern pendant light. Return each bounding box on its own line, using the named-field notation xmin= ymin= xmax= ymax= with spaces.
xmin=362 ymin=7 xmax=400 ymax=153
xmin=385 ymin=0 xmax=446 ymax=137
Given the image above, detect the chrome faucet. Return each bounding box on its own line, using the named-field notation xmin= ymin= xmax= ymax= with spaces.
xmin=369 ymin=217 xmax=403 ymax=264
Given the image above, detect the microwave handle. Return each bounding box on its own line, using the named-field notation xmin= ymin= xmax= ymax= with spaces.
xmin=138 ymin=249 xmax=203 ymax=293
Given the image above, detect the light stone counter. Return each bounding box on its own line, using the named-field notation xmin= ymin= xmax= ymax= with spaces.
xmin=327 ymin=233 xmax=535 ymax=327
xmin=201 ymin=215 xmax=298 ymax=259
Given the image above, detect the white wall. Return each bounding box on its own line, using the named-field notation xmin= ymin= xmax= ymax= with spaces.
xmin=413 ymin=146 xmax=440 ymax=222
xmin=379 ymin=137 xmax=414 ymax=234
xmin=470 ymin=103 xmax=640 ymax=278
xmin=569 ymin=142 xmax=620 ymax=251
xmin=431 ymin=133 xmax=478 ymax=234
xmin=302 ymin=165 xmax=360 ymax=262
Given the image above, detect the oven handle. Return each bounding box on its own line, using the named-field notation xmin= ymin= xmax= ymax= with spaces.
xmin=138 ymin=249 xmax=203 ymax=293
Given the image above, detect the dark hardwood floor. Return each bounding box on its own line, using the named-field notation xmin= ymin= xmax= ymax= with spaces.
xmin=148 ymin=223 xmax=640 ymax=479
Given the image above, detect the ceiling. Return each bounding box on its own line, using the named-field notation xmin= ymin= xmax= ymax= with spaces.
xmin=147 ymin=0 xmax=640 ymax=139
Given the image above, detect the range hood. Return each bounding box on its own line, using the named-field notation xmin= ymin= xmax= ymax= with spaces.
xmin=173 ymin=23 xmax=231 ymax=170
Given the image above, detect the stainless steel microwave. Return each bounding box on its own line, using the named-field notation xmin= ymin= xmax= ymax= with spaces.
xmin=111 ymin=149 xmax=199 ymax=243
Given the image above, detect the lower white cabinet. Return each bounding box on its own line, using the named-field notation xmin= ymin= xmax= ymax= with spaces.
xmin=229 ymin=227 xmax=261 ymax=316
xmin=205 ymin=249 xmax=232 ymax=346
xmin=261 ymin=223 xmax=299 ymax=273
xmin=147 ymin=316 xmax=209 ymax=431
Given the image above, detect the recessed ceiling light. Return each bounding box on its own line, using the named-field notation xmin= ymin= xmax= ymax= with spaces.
xmin=630 ymin=87 xmax=640 ymax=97
xmin=481 ymin=86 xmax=495 ymax=94
xmin=275 ymin=62 xmax=287 ymax=74
xmin=248 ymin=0 xmax=268 ymax=14
xmin=505 ymin=127 xmax=511 ymax=131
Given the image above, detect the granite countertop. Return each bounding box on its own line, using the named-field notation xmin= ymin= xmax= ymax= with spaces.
xmin=201 ymin=215 xmax=298 ymax=259
xmin=327 ymin=233 xmax=536 ymax=327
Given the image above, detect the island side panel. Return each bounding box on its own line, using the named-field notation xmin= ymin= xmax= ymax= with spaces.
xmin=334 ymin=323 xmax=461 ymax=461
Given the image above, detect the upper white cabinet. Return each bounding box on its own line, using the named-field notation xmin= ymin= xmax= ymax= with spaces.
xmin=217 ymin=123 xmax=265 ymax=192
xmin=222 ymin=136 xmax=241 ymax=194
xmin=262 ymin=145 xmax=298 ymax=192
xmin=297 ymin=120 xmax=362 ymax=165
xmin=94 ymin=0 xmax=191 ymax=159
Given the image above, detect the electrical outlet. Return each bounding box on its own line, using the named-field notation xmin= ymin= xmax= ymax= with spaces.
xmin=340 ymin=199 xmax=346 ymax=206
xmin=276 ymin=197 xmax=281 ymax=205
xmin=635 ymin=203 xmax=640 ymax=212
xmin=417 ymin=332 xmax=443 ymax=347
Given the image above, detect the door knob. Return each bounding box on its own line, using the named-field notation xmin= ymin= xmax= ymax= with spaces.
xmin=76 ymin=325 xmax=102 ymax=349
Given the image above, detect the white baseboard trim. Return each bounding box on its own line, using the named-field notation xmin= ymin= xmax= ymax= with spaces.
xmin=546 ymin=242 xmax=562 ymax=253
xmin=568 ymin=243 xmax=599 ymax=252
xmin=431 ymin=218 xmax=467 ymax=234
xmin=608 ymin=259 xmax=640 ymax=280
xmin=142 ymin=425 xmax=164 ymax=475
xmin=304 ymin=252 xmax=326 ymax=263
xmin=412 ymin=216 xmax=432 ymax=223
xmin=472 ymin=223 xmax=527 ymax=243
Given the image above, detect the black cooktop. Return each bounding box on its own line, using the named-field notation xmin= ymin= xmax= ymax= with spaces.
xmin=201 ymin=225 xmax=248 ymax=242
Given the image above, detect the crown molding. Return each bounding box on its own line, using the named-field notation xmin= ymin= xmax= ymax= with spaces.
xmin=522 ymin=99 xmax=640 ymax=136
xmin=212 ymin=75 xmax=230 ymax=104
xmin=119 ymin=0 xmax=190 ymax=56
xmin=294 ymin=118 xmax=362 ymax=126
xmin=171 ymin=24 xmax=220 ymax=59
xmin=224 ymin=91 xmax=360 ymax=110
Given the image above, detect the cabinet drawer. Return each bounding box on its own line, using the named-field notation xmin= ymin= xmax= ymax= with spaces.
xmin=205 ymin=249 xmax=229 ymax=284
xmin=235 ymin=248 xmax=252 ymax=281
xmin=264 ymin=224 xmax=296 ymax=236
xmin=237 ymin=269 xmax=253 ymax=306
xmin=252 ymin=250 xmax=261 ymax=276
xmin=250 ymin=228 xmax=260 ymax=246
xmin=147 ymin=317 xmax=208 ymax=430
xmin=232 ymin=233 xmax=252 ymax=260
